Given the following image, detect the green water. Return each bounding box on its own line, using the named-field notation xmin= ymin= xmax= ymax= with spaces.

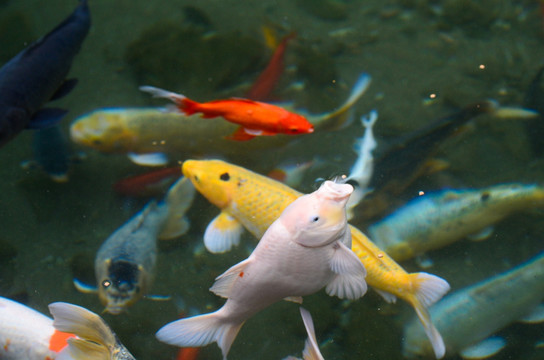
xmin=0 ymin=0 xmax=543 ymax=359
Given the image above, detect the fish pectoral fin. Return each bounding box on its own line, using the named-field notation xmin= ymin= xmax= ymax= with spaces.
xmin=210 ymin=258 xmax=252 ymax=298
xmin=467 ymin=226 xmax=494 ymax=241
xmin=73 ymin=278 xmax=98 ymax=294
xmin=459 ymin=336 xmax=506 ymax=360
xmin=50 ymin=78 xmax=78 ymax=101
xmin=27 ymin=108 xmax=67 ymax=129
xmin=127 ymin=152 xmax=169 ymax=166
xmin=284 ymin=296 xmax=303 ymax=304
xmin=225 ymin=127 xmax=257 ymax=141
xmin=145 ymin=294 xmax=172 ymax=301
xmin=519 ymin=303 xmax=544 ymax=324
xmin=325 ymin=241 xmax=367 ymax=300
xmin=204 ymin=212 xmax=244 ymax=253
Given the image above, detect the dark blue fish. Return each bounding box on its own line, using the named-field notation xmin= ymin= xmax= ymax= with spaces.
xmin=0 ymin=0 xmax=90 ymax=148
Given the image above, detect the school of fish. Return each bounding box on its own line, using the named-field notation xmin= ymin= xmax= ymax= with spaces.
xmin=2 ymin=1 xmax=544 ymax=360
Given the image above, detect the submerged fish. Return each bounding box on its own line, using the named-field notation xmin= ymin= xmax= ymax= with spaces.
xmin=403 ymin=251 xmax=544 ymax=359
xmin=358 ymin=100 xmax=497 ymax=221
xmin=74 ymin=176 xmax=195 ymax=314
xmin=246 ymin=32 xmax=296 ymax=101
xmin=0 ymin=0 xmax=90 ymax=148
xmin=368 ymin=183 xmax=544 ymax=261
xmin=49 ymin=302 xmax=136 ymax=360
xmin=113 ymin=166 xmax=182 ymax=198
xmin=181 ymin=159 xmax=450 ymax=359
xmin=70 ymin=73 xmax=371 ymax=165
xmin=140 ymin=86 xmax=314 ymax=141
xmin=0 ymin=296 xmax=75 ymax=360
xmin=155 ymin=180 xmax=366 ymax=358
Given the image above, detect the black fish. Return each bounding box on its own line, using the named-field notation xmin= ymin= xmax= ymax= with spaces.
xmin=0 ymin=0 xmax=90 ymax=148
xmin=358 ymin=100 xmax=496 ymax=221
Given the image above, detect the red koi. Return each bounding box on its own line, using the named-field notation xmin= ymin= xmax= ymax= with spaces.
xmin=113 ymin=167 xmax=181 ymax=197
xmin=246 ymin=33 xmax=296 ymax=101
xmin=140 ymin=87 xmax=314 ymax=141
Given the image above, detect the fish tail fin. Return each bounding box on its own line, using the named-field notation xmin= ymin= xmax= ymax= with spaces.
xmin=159 ymin=176 xmax=196 ymax=240
xmin=139 ymin=85 xmax=198 ymax=113
xmin=156 ymin=311 xmax=244 ymax=360
xmin=49 ymin=302 xmax=117 ymax=360
xmin=407 ymin=273 xmax=450 ymax=359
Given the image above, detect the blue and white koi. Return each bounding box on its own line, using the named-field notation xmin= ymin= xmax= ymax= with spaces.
xmin=403 ymin=251 xmax=544 ymax=359
xmin=368 ymin=183 xmax=544 ymax=261
xmin=74 ymin=176 xmax=195 ymax=314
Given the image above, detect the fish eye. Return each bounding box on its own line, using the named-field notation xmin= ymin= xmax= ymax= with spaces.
xmin=102 ymin=280 xmax=111 ymax=288
xmin=220 ymin=172 xmax=230 ymax=181
xmin=480 ymin=192 xmax=490 ymax=201
xmin=312 ymin=216 xmax=319 ymax=222
xmin=193 ymin=175 xmax=199 ymax=182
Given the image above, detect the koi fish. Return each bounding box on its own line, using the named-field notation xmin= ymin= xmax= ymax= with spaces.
xmin=246 ymin=32 xmax=296 ymax=101
xmin=0 ymin=0 xmax=90 ymax=148
xmin=403 ymin=251 xmax=544 ymax=359
xmin=49 ymin=302 xmax=136 ymax=360
xmin=155 ymin=181 xmax=366 ymax=358
xmin=0 ymin=296 xmax=75 ymax=360
xmin=358 ymin=101 xmax=537 ymax=221
xmin=181 ymin=159 xmax=450 ymax=359
xmin=113 ymin=166 xmax=182 ymax=198
xmin=140 ymin=86 xmax=314 ymax=141
xmin=70 ymin=73 xmax=370 ymax=165
xmin=74 ymin=177 xmax=195 ymax=314
xmin=368 ymin=183 xmax=544 ymax=261
xmin=345 ymin=110 xmax=378 ymax=219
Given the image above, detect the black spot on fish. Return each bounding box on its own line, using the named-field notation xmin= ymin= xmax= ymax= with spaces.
xmin=480 ymin=192 xmax=490 ymax=201
xmin=108 ymin=260 xmax=139 ymax=290
xmin=220 ymin=172 xmax=230 ymax=181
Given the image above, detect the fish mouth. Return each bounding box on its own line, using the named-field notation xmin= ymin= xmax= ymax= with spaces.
xmin=318 ymin=181 xmax=353 ymax=201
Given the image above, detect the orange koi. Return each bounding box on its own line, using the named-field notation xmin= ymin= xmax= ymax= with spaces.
xmin=246 ymin=32 xmax=296 ymax=101
xmin=140 ymin=87 xmax=314 ymax=141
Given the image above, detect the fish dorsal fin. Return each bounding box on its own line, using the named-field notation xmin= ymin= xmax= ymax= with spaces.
xmin=519 ymin=303 xmax=544 ymax=323
xmin=459 ymin=336 xmax=506 ymax=359
xmin=325 ymin=241 xmax=367 ymax=300
xmin=159 ymin=176 xmax=196 ymax=240
xmin=204 ymin=212 xmax=244 ymax=253
xmin=210 ymin=258 xmax=252 ymax=298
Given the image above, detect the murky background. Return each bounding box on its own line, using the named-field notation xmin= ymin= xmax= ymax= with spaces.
xmin=1 ymin=0 xmax=544 ymax=359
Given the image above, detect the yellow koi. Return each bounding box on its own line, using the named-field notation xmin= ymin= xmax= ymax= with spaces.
xmin=70 ymin=73 xmax=370 ymax=166
xmin=182 ymin=159 xmax=450 ymax=359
